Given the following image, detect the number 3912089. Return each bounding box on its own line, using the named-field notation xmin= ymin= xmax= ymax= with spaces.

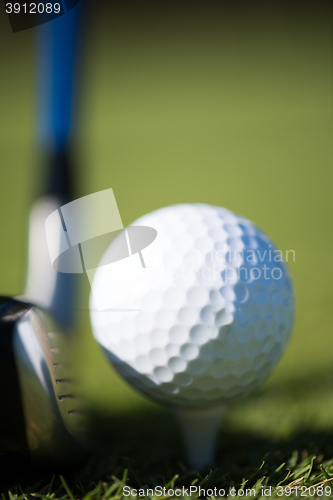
xmin=6 ymin=3 xmax=61 ymax=14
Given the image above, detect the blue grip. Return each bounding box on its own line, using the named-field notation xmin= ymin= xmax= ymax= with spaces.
xmin=37 ymin=4 xmax=82 ymax=152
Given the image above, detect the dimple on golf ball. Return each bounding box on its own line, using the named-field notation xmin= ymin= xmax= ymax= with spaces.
xmin=90 ymin=204 xmax=295 ymax=409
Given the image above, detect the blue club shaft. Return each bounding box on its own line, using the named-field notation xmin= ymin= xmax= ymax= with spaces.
xmin=27 ymin=3 xmax=85 ymax=328
xmin=38 ymin=3 xmax=82 ymax=154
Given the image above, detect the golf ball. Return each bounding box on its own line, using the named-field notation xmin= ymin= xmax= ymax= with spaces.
xmin=90 ymin=204 xmax=294 ymax=408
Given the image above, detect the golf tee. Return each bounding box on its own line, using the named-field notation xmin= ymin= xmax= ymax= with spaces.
xmin=174 ymin=405 xmax=225 ymax=471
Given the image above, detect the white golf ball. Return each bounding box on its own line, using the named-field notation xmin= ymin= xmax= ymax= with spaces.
xmin=90 ymin=204 xmax=294 ymax=409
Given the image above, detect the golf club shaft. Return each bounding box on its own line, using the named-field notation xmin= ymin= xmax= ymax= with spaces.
xmin=24 ymin=4 xmax=84 ymax=328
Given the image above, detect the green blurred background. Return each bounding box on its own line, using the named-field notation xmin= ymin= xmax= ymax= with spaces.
xmin=0 ymin=1 xmax=332 ymax=461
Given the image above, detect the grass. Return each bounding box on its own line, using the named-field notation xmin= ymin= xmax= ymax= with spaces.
xmin=3 ymin=439 xmax=333 ymax=498
xmin=0 ymin=2 xmax=333 ymax=498
xmin=2 ymin=364 xmax=333 ymax=498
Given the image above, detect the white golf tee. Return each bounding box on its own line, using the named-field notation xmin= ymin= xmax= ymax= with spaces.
xmin=174 ymin=405 xmax=225 ymax=471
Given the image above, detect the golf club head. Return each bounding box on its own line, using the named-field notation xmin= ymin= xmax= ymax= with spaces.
xmin=0 ymin=296 xmax=90 ymax=467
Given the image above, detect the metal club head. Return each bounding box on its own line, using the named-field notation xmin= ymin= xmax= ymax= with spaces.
xmin=0 ymin=296 xmax=89 ymax=467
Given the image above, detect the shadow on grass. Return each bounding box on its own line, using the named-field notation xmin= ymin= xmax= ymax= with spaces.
xmin=1 ymin=369 xmax=333 ymax=493
xmin=81 ymin=404 xmax=333 ymax=484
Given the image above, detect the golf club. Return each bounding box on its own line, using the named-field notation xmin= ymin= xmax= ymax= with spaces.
xmin=0 ymin=2 xmax=90 ymax=468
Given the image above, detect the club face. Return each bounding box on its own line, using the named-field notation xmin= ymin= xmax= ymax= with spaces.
xmin=0 ymin=296 xmax=89 ymax=467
